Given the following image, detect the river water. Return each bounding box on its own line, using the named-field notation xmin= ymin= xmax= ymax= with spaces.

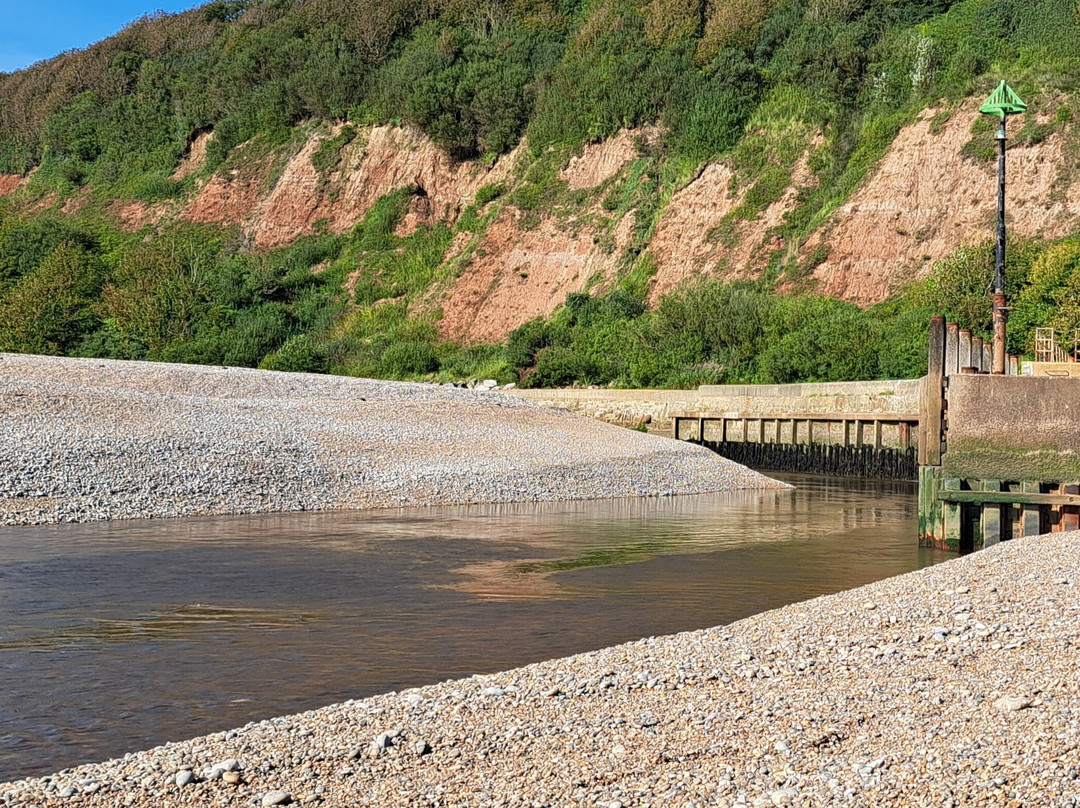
xmin=0 ymin=474 xmax=945 ymax=782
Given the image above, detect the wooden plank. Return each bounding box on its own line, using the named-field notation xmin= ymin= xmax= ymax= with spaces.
xmin=938 ymin=490 xmax=1080 ymax=506
xmin=943 ymin=478 xmax=962 ymax=550
xmin=1023 ymin=481 xmax=1043 ymax=536
xmin=981 ymin=480 xmax=1002 ymax=547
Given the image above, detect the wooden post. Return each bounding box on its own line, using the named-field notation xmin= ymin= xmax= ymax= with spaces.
xmin=946 ymin=322 xmax=960 ymax=376
xmin=972 ymin=337 xmax=984 ymax=372
xmin=1022 ymin=481 xmax=1042 ymax=536
xmin=790 ymin=419 xmax=797 ymax=445
xmin=874 ymin=420 xmax=882 ymax=450
xmin=855 ymin=420 xmax=864 ymax=449
xmin=919 ymin=466 xmax=943 ymax=547
xmin=1063 ymin=484 xmax=1080 ymax=532
xmin=959 ymin=328 xmax=972 ymax=370
xmin=921 ymin=316 xmax=946 ymax=466
xmin=721 ymin=418 xmax=728 ymax=442
xmin=673 ymin=417 xmax=681 ymax=440
xmin=697 ymin=416 xmax=706 ymax=443
xmin=943 ymin=477 xmax=962 ymax=550
xmin=1009 ymin=482 xmax=1023 ymax=538
xmin=775 ymin=419 xmax=781 ymax=445
xmin=982 ymin=480 xmax=1001 ymax=547
xmin=757 ymin=419 xmax=766 ymax=444
xmin=741 ymin=418 xmax=749 ymax=443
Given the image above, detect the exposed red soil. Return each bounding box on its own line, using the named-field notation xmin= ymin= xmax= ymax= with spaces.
xmin=558 ymin=129 xmax=641 ymax=191
xmin=184 ymin=166 xmax=268 ymax=228
xmin=810 ymin=101 xmax=1080 ymax=304
xmin=439 ymin=208 xmax=632 ymax=345
xmin=171 ymin=131 xmax=213 ymax=181
xmin=247 ymin=126 xmax=521 ymax=248
xmin=0 ymin=174 xmax=26 ymax=196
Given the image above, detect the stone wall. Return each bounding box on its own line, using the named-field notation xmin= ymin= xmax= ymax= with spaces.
xmin=508 ymin=380 xmax=920 ymax=434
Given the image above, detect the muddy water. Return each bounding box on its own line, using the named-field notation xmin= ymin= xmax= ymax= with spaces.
xmin=0 ymin=474 xmax=945 ymax=781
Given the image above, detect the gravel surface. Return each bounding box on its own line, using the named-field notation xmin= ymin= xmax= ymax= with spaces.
xmin=0 ymin=354 xmax=782 ymax=525
xmin=3 ymin=533 xmax=1079 ymax=805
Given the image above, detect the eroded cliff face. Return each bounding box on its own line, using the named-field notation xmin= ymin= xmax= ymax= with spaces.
xmin=808 ymin=101 xmax=1080 ymax=304
xmin=5 ymin=102 xmax=1080 ymax=343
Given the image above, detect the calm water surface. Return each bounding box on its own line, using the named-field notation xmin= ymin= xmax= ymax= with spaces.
xmin=0 ymin=474 xmax=945 ymax=781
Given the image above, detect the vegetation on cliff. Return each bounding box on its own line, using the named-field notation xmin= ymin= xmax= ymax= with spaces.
xmin=1 ymin=0 xmax=1080 ymax=386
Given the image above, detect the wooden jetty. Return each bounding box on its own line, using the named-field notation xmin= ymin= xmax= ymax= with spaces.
xmin=673 ymin=413 xmax=918 ymax=480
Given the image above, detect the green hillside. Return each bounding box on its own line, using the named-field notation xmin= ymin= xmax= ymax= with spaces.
xmin=1 ymin=0 xmax=1080 ymax=386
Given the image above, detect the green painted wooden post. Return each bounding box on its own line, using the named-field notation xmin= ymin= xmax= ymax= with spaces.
xmin=1022 ymin=481 xmax=1042 ymax=536
xmin=918 ymin=466 xmax=943 ymax=547
xmin=943 ymin=477 xmax=962 ymax=550
xmin=982 ymin=479 xmax=1002 ymax=547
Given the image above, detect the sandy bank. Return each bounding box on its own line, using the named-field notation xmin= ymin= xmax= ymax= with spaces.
xmin=0 ymin=354 xmax=781 ymax=526
xmin=3 ymin=533 xmax=1079 ymax=805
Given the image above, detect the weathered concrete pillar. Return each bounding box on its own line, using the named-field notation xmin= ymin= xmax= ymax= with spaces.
xmin=946 ymin=322 xmax=960 ymax=375
xmin=972 ymin=337 xmax=984 ymax=372
xmin=982 ymin=342 xmax=993 ymax=373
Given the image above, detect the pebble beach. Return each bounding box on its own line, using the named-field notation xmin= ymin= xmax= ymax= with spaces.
xmin=0 ymin=353 xmax=781 ymax=526
xmin=4 ymin=353 xmax=1078 ymax=807
xmin=2 ymin=532 xmax=1078 ymax=806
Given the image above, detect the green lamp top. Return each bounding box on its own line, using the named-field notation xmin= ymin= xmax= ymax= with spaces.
xmin=979 ymin=80 xmax=1027 ymax=117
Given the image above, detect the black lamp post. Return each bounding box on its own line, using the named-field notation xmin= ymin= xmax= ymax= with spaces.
xmin=978 ymin=80 xmax=1027 ymax=374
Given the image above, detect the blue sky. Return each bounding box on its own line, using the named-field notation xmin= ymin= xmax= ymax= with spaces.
xmin=0 ymin=1 xmax=198 ymax=73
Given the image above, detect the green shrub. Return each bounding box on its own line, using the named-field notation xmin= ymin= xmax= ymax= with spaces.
xmin=260 ymin=334 xmax=329 ymax=373
xmin=379 ymin=339 xmax=439 ymax=376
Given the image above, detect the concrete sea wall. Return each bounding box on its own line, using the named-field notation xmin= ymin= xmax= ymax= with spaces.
xmin=508 ymin=380 xmax=921 ymax=433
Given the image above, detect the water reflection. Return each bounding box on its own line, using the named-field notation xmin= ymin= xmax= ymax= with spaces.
xmin=0 ymin=474 xmax=943 ymax=782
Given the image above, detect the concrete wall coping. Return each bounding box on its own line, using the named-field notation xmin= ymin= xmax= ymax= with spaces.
xmin=508 ymin=380 xmax=919 ymax=401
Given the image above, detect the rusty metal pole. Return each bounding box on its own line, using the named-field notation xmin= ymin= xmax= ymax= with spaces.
xmin=992 ymin=114 xmax=1008 ymax=374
